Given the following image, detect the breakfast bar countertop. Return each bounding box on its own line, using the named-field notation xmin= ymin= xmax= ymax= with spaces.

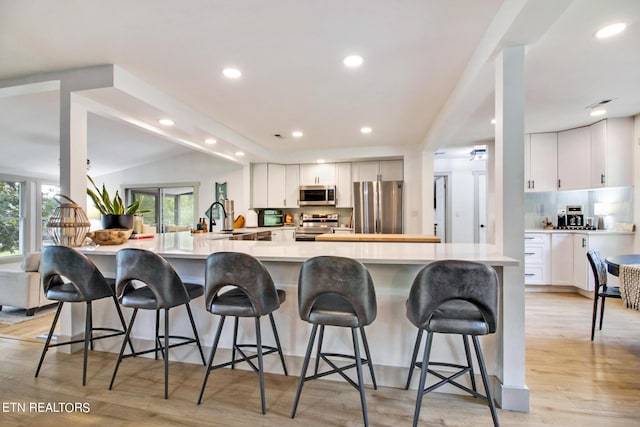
xmin=315 ymin=233 xmax=441 ymax=243
xmin=79 ymin=231 xmax=515 ymax=266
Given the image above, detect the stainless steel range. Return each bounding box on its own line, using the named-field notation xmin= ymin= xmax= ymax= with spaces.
xmin=295 ymin=213 xmax=338 ymax=241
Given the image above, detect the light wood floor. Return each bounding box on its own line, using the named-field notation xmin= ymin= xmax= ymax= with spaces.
xmin=0 ymin=293 xmax=639 ymax=426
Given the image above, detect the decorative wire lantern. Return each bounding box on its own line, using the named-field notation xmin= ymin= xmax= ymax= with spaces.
xmin=47 ymin=194 xmax=91 ymax=247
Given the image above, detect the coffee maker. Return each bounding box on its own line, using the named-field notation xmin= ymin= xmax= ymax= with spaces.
xmin=557 ymin=209 xmax=566 ymax=227
xmin=566 ymin=205 xmax=584 ymax=227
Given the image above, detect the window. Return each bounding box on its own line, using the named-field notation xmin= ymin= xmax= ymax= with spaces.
xmin=41 ymin=184 xmax=60 ymax=246
xmin=126 ymin=185 xmax=196 ymax=233
xmin=0 ymin=180 xmax=24 ymax=257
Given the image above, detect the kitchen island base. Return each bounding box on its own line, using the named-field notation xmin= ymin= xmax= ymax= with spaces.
xmin=65 ymin=235 xmax=526 ymax=412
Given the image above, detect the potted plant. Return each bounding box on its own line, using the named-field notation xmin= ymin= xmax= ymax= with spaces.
xmin=87 ymin=176 xmax=149 ymax=229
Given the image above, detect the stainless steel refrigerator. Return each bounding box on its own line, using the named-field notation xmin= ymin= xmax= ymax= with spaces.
xmin=353 ymin=180 xmax=403 ymax=233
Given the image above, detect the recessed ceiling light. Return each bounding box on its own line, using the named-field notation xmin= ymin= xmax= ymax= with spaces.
xmin=590 ymin=109 xmax=607 ymax=117
xmin=223 ymin=67 xmax=242 ymax=79
xmin=205 ymin=138 xmax=217 ymax=145
xmin=595 ymin=22 xmax=626 ymax=39
xmin=235 ymin=151 xmax=245 ymax=156
xmin=360 ymin=126 xmax=372 ymax=134
xmin=292 ymin=131 xmax=303 ymax=138
xmin=490 ymin=118 xmax=496 ymax=124
xmin=158 ymin=118 xmax=174 ymax=126
xmin=317 ymin=159 xmax=325 ymax=164
xmin=343 ymin=55 xmax=363 ymax=68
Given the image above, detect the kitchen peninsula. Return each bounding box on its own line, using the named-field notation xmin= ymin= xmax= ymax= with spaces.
xmin=76 ymin=232 xmax=523 ymax=410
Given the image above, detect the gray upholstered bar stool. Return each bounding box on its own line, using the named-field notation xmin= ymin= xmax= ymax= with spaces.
xmin=109 ymin=248 xmax=206 ymax=399
xmin=291 ymin=255 xmax=377 ymax=427
xmin=405 ymin=260 xmax=500 ymax=427
xmin=197 ymin=252 xmax=288 ymax=414
xmin=35 ymin=245 xmax=131 ymax=386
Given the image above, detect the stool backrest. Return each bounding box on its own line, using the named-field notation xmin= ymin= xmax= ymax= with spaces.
xmin=298 ymin=256 xmax=376 ymax=326
xmin=40 ymin=245 xmax=113 ymax=301
xmin=407 ymin=260 xmax=498 ymax=333
xmin=205 ymin=252 xmax=279 ymax=316
xmin=116 ymin=248 xmax=190 ymax=309
xmin=586 ymin=249 xmax=607 ymax=288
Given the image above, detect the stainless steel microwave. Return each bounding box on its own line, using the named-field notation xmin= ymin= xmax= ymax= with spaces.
xmin=299 ymin=185 xmax=336 ymax=206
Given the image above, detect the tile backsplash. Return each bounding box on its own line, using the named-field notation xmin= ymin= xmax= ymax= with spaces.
xmin=525 ymin=187 xmax=633 ymax=229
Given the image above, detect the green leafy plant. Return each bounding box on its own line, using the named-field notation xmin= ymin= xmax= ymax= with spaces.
xmin=87 ymin=175 xmax=149 ymax=215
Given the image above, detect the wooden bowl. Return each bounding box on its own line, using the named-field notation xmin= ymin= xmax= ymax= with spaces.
xmin=86 ymin=228 xmax=133 ymax=245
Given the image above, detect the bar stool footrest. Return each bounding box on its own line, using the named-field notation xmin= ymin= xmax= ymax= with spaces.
xmin=416 ymin=361 xmax=486 ymax=399
xmin=44 ymin=327 xmax=126 ymax=349
xmin=121 ymin=334 xmax=198 ymax=359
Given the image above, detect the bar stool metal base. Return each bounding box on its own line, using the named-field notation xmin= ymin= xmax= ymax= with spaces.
xmin=291 ymin=324 xmax=377 ymax=427
xmin=109 ymin=304 xmax=206 ymax=399
xmin=406 ymin=329 xmax=499 ymax=427
xmin=197 ymin=313 xmax=288 ymax=414
xmin=34 ymin=297 xmax=132 ymax=386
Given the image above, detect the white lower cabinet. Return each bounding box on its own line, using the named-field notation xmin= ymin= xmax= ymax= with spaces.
xmin=550 ymin=233 xmax=573 ymax=285
xmin=524 ymin=233 xmax=550 ymax=285
xmin=572 ymin=233 xmax=633 ymax=291
xmin=525 ymin=232 xmax=633 ymax=290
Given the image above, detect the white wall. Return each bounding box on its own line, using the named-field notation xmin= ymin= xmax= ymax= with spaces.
xmin=434 ymin=156 xmax=487 ymax=243
xmin=94 ymin=151 xmax=245 ymax=230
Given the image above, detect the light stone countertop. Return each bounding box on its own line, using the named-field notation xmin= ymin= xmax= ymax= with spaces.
xmin=525 ymin=229 xmax=634 ymax=235
xmin=79 ymin=231 xmax=518 ymax=266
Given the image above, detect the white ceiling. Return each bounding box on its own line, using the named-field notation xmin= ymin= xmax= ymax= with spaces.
xmin=0 ymin=0 xmax=639 ymax=178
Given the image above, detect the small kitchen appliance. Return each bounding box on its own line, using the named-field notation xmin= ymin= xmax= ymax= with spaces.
xmin=245 ymin=209 xmax=258 ymax=228
xmin=557 ymin=209 xmax=566 ymax=227
xmin=566 ymin=205 xmax=584 ymax=227
xmin=258 ymin=209 xmax=284 ymax=227
xmin=222 ymin=199 xmax=235 ymax=231
xmin=299 ymin=185 xmax=336 ymax=206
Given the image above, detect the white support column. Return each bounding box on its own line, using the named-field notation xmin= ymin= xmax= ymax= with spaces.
xmin=494 ymin=46 xmax=529 ymax=411
xmin=58 ymin=89 xmax=90 ymax=347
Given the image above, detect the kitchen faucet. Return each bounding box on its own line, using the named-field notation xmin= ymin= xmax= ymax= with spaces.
xmin=206 ymin=201 xmax=228 ymax=232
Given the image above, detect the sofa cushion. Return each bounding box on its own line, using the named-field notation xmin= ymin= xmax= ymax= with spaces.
xmin=20 ymin=252 xmax=40 ymax=272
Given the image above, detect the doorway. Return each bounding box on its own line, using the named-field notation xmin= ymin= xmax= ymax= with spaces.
xmin=473 ymin=171 xmax=487 ymax=243
xmin=434 ymin=174 xmax=451 ymax=243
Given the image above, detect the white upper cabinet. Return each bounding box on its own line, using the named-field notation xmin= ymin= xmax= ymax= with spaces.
xmin=267 ymin=163 xmax=286 ymax=208
xmin=300 ymin=163 xmax=336 ymax=185
xmin=284 ymin=164 xmax=300 ymax=208
xmin=590 ymin=120 xmax=607 ymax=188
xmin=379 ymin=160 xmax=404 ymax=180
xmin=352 ymin=160 xmax=404 ymax=182
xmin=557 ymin=126 xmax=591 ymax=191
xmin=251 ymin=163 xmax=269 ymax=208
xmin=556 ymin=118 xmax=632 ymax=191
xmin=335 ymin=162 xmax=352 ymax=207
xmin=252 ymin=163 xmax=299 ymax=209
xmin=590 ymin=118 xmax=633 ymax=188
xmin=525 ymin=132 xmax=557 ymax=192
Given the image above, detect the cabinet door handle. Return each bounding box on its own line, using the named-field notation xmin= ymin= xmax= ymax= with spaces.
xmin=524 ymin=252 xmax=536 ymax=256
xmin=532 ymin=180 xmax=535 ymax=189
xmin=525 ymin=273 xmax=536 ymax=277
xmin=582 ymin=238 xmax=586 ymax=248
xmin=601 ymin=174 xmax=605 ymax=185
xmin=527 ymin=180 xmax=530 ymax=189
xmin=558 ymin=179 xmax=561 ymax=188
